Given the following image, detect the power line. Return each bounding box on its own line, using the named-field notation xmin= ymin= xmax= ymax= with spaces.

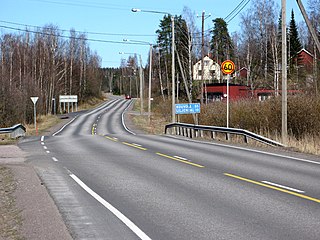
xmin=27 ymin=0 xmax=131 ymax=11
xmin=225 ymin=0 xmax=251 ymax=23
xmin=225 ymin=0 xmax=248 ymax=20
xmin=0 ymin=25 xmax=151 ymax=46
xmin=0 ymin=20 xmax=157 ymax=37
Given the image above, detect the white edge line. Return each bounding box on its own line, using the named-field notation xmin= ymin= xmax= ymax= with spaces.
xmin=52 ymin=117 xmax=77 ymax=136
xmin=121 ymin=100 xmax=136 ymax=135
xmin=165 ymin=135 xmax=320 ymax=166
xmin=69 ymin=174 xmax=151 ymax=240
xmin=52 ymin=157 xmax=58 ymax=162
xmin=174 ymin=156 xmax=188 ymax=161
xmin=262 ymin=181 xmax=305 ymax=193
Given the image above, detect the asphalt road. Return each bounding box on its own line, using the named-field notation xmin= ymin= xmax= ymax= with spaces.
xmin=19 ymin=97 xmax=320 ymax=240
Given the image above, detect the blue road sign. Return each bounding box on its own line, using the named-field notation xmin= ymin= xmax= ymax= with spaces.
xmin=175 ymin=103 xmax=201 ymax=115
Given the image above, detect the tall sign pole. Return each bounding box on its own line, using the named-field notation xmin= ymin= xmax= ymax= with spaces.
xmin=221 ymin=60 xmax=235 ymax=128
xmin=30 ymin=97 xmax=39 ymax=135
xmin=171 ymin=16 xmax=176 ymax=123
xmin=139 ymin=55 xmax=144 ymax=115
xmin=281 ymin=0 xmax=288 ymax=145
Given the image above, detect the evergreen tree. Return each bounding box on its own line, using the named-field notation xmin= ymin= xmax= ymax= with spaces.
xmin=156 ymin=15 xmax=189 ymax=94
xmin=289 ymin=10 xmax=302 ymax=60
xmin=210 ymin=18 xmax=234 ymax=63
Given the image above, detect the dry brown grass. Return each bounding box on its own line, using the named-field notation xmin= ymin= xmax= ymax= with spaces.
xmin=140 ymin=95 xmax=320 ymax=156
xmin=286 ymin=134 xmax=320 ymax=155
xmin=78 ymin=96 xmax=107 ymax=111
xmin=24 ymin=97 xmax=106 ymax=136
xmin=25 ymin=114 xmax=61 ymax=136
xmin=131 ymin=114 xmax=167 ymax=135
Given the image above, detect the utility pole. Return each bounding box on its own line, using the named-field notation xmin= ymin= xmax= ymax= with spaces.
xmin=201 ymin=11 xmax=205 ymax=105
xmin=197 ymin=11 xmax=211 ymax=105
xmin=296 ymin=0 xmax=320 ymax=54
xmin=148 ymin=44 xmax=153 ymax=123
xmin=139 ymin=55 xmax=144 ymax=115
xmin=171 ymin=16 xmax=176 ymax=123
xmin=281 ymin=0 xmax=288 ymax=145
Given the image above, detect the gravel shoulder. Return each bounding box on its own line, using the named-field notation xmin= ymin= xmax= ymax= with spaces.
xmin=0 ymin=145 xmax=72 ymax=240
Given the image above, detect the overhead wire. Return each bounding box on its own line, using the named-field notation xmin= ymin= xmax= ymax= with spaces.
xmin=0 ymin=25 xmax=150 ymax=46
xmin=225 ymin=0 xmax=251 ymax=23
xmin=0 ymin=20 xmax=156 ymax=37
xmin=1 ymin=0 xmax=251 ymax=48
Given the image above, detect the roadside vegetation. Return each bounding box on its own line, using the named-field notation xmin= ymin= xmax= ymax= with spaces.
xmin=132 ymin=95 xmax=320 ymax=155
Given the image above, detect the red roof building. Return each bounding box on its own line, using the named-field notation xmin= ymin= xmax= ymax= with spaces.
xmin=293 ymin=48 xmax=316 ymax=72
xmin=203 ymin=83 xmax=301 ymax=102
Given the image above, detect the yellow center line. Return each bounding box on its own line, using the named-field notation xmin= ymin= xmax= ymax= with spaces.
xmin=105 ymin=136 xmax=118 ymax=142
xmin=156 ymin=152 xmax=205 ymax=168
xmin=122 ymin=142 xmax=147 ymax=151
xmin=224 ymin=173 xmax=320 ymax=204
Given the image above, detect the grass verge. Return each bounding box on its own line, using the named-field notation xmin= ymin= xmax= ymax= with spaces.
xmin=131 ymin=97 xmax=320 ymax=156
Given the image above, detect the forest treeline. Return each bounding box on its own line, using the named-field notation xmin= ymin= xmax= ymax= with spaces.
xmin=108 ymin=0 xmax=320 ymax=103
xmin=0 ymin=25 xmax=103 ymax=126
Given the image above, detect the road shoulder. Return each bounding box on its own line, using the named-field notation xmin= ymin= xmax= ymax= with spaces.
xmin=0 ymin=145 xmax=72 ymax=240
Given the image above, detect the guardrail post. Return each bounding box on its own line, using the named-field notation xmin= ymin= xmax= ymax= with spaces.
xmin=211 ymin=131 xmax=215 ymax=140
xmin=244 ymin=135 xmax=248 ymax=144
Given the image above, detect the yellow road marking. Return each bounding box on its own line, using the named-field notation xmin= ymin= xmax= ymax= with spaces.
xmin=105 ymin=136 xmax=118 ymax=142
xmin=224 ymin=173 xmax=320 ymax=204
xmin=156 ymin=152 xmax=205 ymax=168
xmin=122 ymin=142 xmax=147 ymax=151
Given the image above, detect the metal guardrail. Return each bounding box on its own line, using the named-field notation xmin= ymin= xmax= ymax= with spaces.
xmin=0 ymin=124 xmax=26 ymax=138
xmin=165 ymin=123 xmax=285 ymax=147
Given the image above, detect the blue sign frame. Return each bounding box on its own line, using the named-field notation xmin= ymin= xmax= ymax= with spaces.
xmin=175 ymin=103 xmax=200 ymax=115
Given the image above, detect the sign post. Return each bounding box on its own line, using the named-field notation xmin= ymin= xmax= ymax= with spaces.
xmin=221 ymin=60 xmax=235 ymax=128
xmin=30 ymin=97 xmax=39 ymax=135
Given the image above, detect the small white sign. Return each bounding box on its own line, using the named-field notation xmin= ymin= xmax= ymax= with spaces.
xmin=59 ymin=95 xmax=78 ymax=103
xmin=30 ymin=97 xmax=39 ymax=104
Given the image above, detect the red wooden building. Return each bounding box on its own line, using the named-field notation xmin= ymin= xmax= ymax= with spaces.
xmin=203 ymin=83 xmax=301 ymax=102
xmin=204 ymin=83 xmax=249 ymax=101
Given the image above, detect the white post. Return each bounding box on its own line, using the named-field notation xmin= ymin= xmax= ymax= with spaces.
xmin=227 ymin=75 xmax=230 ymax=128
xmin=30 ymin=97 xmax=39 ymax=135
